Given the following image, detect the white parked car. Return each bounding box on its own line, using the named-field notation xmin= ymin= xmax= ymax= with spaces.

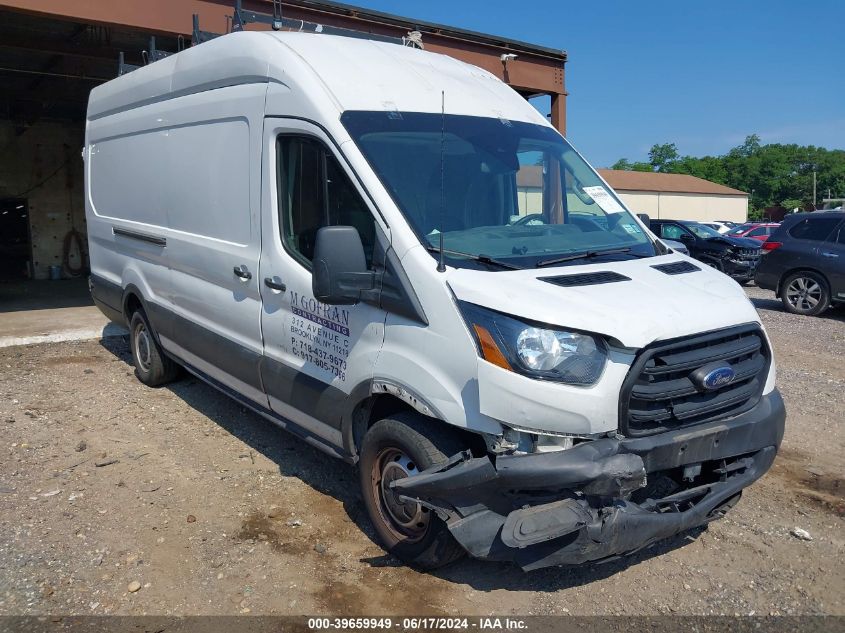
xmin=84 ymin=30 xmax=785 ymax=571
xmin=701 ymin=221 xmax=734 ymax=234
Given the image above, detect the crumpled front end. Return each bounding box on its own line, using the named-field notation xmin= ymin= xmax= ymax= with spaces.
xmin=391 ymin=391 xmax=785 ymax=571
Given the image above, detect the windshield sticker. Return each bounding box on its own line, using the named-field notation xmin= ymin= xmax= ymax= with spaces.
xmin=621 ymin=223 xmax=642 ymax=235
xmin=582 ymin=186 xmax=625 ymax=214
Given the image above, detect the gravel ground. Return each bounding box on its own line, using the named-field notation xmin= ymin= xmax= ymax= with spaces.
xmin=0 ymin=286 xmax=842 ymax=616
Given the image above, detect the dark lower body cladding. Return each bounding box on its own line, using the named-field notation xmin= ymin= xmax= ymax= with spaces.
xmin=392 ymin=390 xmax=786 ymax=571
xmin=723 ymin=259 xmax=759 ymax=281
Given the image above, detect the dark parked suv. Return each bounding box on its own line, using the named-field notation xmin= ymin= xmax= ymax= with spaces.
xmin=650 ymin=219 xmax=762 ymax=283
xmin=755 ymin=212 xmax=845 ymax=315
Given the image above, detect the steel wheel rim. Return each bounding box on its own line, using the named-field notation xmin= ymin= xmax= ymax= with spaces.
xmin=370 ymin=447 xmax=430 ymax=542
xmin=134 ymin=322 xmax=152 ymax=373
xmin=786 ymin=277 xmax=821 ymax=312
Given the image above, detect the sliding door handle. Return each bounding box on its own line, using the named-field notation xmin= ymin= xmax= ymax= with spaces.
xmin=264 ymin=276 xmax=286 ymax=292
xmin=233 ymin=265 xmax=252 ymax=280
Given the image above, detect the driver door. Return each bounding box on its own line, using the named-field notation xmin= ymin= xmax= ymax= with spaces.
xmin=662 ymin=222 xmax=694 ymax=244
xmin=258 ymin=119 xmax=388 ymax=451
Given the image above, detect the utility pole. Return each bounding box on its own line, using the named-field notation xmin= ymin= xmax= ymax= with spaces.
xmin=813 ymin=170 xmax=817 ymax=209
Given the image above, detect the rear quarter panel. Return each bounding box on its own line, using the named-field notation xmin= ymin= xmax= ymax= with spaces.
xmin=85 ymin=106 xmax=174 ymax=335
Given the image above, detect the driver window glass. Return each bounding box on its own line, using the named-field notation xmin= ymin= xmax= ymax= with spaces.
xmin=748 ymin=227 xmax=766 ymax=237
xmin=277 ymin=136 xmax=376 ymax=268
xmin=660 ymin=224 xmax=685 ymax=240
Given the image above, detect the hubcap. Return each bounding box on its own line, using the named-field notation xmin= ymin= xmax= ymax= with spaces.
xmin=134 ymin=322 xmax=152 ymax=373
xmin=786 ymin=277 xmax=821 ymax=312
xmin=371 ymin=448 xmax=430 ymax=542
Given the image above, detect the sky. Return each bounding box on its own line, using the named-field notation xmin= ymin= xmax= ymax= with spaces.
xmin=346 ymin=0 xmax=845 ymax=168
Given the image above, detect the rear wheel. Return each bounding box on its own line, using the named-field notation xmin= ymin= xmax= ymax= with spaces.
xmin=129 ymin=309 xmax=180 ymax=386
xmin=358 ymin=413 xmax=466 ymax=569
xmin=781 ymin=271 xmax=829 ymax=316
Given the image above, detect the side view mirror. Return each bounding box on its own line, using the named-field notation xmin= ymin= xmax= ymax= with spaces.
xmin=679 ymin=233 xmax=695 ymax=242
xmin=312 ymin=226 xmax=375 ymax=305
xmin=636 ymin=213 xmax=651 ymax=228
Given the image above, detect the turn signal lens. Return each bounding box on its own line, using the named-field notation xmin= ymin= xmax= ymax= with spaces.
xmin=761 ymin=241 xmax=782 ymax=252
xmin=473 ymin=324 xmax=512 ymax=370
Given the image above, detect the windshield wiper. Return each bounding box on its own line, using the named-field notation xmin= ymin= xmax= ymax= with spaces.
xmin=425 ymin=245 xmax=522 ymax=270
xmin=536 ymin=247 xmax=634 ymax=268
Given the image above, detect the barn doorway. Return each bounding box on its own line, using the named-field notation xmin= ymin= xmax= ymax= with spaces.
xmin=0 ymin=198 xmax=31 ymax=280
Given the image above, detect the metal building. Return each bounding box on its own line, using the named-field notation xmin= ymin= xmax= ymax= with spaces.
xmin=598 ymin=170 xmax=750 ymax=224
xmin=0 ymin=0 xmax=567 ymax=282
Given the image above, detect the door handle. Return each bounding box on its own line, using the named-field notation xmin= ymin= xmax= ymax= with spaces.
xmin=821 ymin=252 xmax=839 ymax=258
xmin=264 ymin=276 xmax=286 ymax=292
xmin=233 ymin=265 xmax=252 ymax=280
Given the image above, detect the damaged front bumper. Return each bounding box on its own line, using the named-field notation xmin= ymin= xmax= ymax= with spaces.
xmin=722 ymin=258 xmax=759 ymax=281
xmin=392 ymin=390 xmax=786 ymax=571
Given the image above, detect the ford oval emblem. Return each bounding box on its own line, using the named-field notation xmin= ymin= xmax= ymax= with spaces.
xmin=702 ymin=366 xmax=735 ymax=390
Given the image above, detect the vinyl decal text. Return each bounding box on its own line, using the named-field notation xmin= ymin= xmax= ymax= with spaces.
xmin=288 ymin=291 xmax=350 ymax=381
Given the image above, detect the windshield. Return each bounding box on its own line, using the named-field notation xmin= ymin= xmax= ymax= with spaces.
xmin=726 ymin=224 xmax=751 ymax=235
xmin=684 ymin=223 xmax=723 ymax=239
xmin=341 ymin=111 xmax=657 ymax=269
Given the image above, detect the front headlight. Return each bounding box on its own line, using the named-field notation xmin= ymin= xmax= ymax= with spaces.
xmin=459 ymin=301 xmax=607 ymax=386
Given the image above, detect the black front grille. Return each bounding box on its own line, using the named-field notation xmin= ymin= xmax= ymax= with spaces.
xmin=620 ymin=325 xmax=770 ymax=437
xmin=652 ymin=261 xmax=701 ymax=275
xmin=541 ymin=271 xmax=630 ymax=287
xmin=730 ymin=247 xmax=761 ymax=262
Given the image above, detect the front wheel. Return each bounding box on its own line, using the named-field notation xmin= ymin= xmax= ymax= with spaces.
xmin=781 ymin=271 xmax=830 ymax=316
xmin=358 ymin=413 xmax=466 ymax=569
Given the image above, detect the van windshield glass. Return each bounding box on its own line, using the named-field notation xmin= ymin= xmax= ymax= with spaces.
xmin=341 ymin=111 xmax=657 ymax=269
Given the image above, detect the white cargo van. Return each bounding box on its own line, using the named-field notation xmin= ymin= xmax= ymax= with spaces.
xmin=85 ymin=30 xmax=785 ymax=571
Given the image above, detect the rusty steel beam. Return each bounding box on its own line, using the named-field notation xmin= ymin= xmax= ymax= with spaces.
xmin=0 ymin=0 xmax=567 ymax=130
xmin=550 ymin=92 xmax=566 ymax=136
xmin=0 ymin=34 xmax=131 ymax=63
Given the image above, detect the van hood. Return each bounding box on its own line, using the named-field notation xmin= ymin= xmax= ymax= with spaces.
xmin=447 ymin=255 xmax=760 ymax=349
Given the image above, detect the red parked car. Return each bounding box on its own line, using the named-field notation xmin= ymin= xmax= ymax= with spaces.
xmin=726 ymin=222 xmax=780 ymax=242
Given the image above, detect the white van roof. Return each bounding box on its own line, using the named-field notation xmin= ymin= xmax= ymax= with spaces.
xmin=87 ymin=31 xmax=549 ymax=127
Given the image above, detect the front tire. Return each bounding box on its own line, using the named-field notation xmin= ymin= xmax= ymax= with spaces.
xmin=781 ymin=271 xmax=830 ymax=316
xmin=129 ymin=309 xmax=180 ymax=386
xmin=358 ymin=413 xmax=467 ymax=569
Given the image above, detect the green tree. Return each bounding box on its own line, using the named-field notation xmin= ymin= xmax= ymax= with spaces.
xmin=780 ymin=198 xmax=805 ymax=212
xmin=667 ymin=155 xmax=728 ymax=184
xmin=737 ymin=134 xmax=761 ymax=157
xmin=747 ymin=207 xmax=765 ymax=221
xmin=648 ymin=143 xmax=679 ymax=172
xmin=611 ymin=136 xmax=845 ymax=209
xmin=610 ymin=157 xmax=655 ymax=172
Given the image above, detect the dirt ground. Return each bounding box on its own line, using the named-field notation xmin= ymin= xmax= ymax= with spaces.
xmin=1 ymin=286 xmax=843 ymax=617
